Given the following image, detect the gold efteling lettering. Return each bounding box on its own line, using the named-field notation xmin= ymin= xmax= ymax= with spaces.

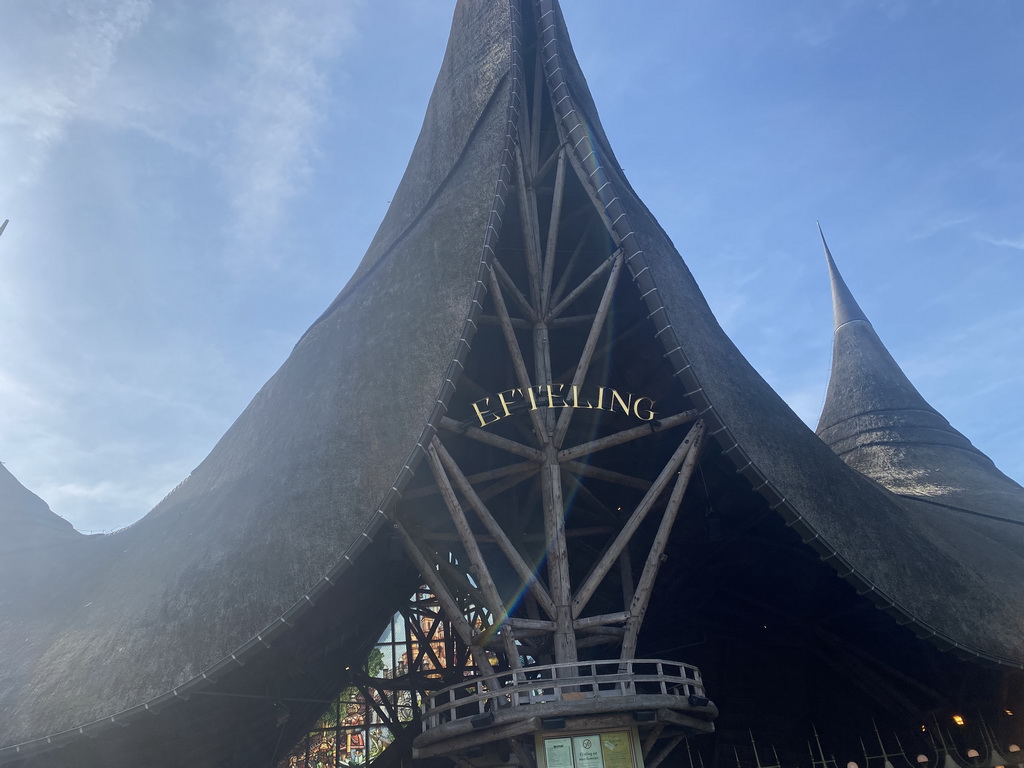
xmin=471 ymin=384 xmax=655 ymax=427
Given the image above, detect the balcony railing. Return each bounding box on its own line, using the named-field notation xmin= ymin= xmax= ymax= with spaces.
xmin=421 ymin=659 xmax=705 ymax=732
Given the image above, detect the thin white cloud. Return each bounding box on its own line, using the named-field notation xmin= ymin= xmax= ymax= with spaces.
xmin=0 ymin=0 xmax=361 ymax=264
xmin=905 ymin=213 xmax=975 ymax=242
xmin=974 ymin=233 xmax=1024 ymax=251
xmin=217 ymin=0 xmax=361 ymax=265
xmin=0 ymin=0 xmax=152 ymax=195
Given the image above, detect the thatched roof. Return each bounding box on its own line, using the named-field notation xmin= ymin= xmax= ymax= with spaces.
xmin=817 ymin=232 xmax=1024 ymax=523
xmin=1 ymin=0 xmax=1022 ymax=763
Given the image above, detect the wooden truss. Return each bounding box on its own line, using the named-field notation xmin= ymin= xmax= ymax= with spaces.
xmin=385 ymin=7 xmax=711 ymax=760
xmin=358 ymin=6 xmax=721 ymax=765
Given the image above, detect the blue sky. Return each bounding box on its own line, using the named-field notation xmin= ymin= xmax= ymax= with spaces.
xmin=1 ymin=0 xmax=1021 ymax=532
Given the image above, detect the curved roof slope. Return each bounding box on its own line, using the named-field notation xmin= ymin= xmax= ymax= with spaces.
xmin=0 ymin=463 xmax=79 ymax=555
xmin=816 ymin=233 xmax=1024 ymax=525
xmin=0 ymin=0 xmax=514 ymax=747
xmin=536 ymin=0 xmax=1024 ymax=664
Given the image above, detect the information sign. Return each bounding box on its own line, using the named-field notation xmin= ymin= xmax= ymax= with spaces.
xmin=537 ymin=727 xmax=643 ymax=768
xmin=573 ymin=735 xmax=605 ymax=768
xmin=545 ymin=737 xmax=575 ymax=768
xmin=600 ymin=731 xmax=634 ymax=768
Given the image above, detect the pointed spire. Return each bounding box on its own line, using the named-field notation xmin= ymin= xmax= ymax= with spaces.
xmin=816 ymin=231 xmax=1024 ymax=524
xmin=818 ymin=222 xmax=868 ymax=330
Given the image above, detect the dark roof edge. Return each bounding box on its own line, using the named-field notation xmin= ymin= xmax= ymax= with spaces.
xmin=536 ymin=0 xmax=1024 ymax=673
xmin=0 ymin=2 xmax=525 ymax=762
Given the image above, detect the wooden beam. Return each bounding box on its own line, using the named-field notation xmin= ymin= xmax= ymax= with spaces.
xmin=550 ymin=224 xmax=591 ymax=308
xmin=426 ymin=440 xmax=521 ymax=668
xmin=541 ymin=457 xmax=578 ymax=666
xmin=536 ymin=143 xmax=561 ymax=183
xmin=529 ymin=42 xmax=544 ymax=172
xmin=558 ymin=409 xmax=699 ymax=462
xmin=433 ymin=438 xmax=558 ymax=620
xmin=647 ymin=735 xmax=686 ymax=768
xmin=441 ymin=415 xmax=544 ymax=462
xmin=557 ymin=123 xmax=620 ymax=242
xmin=475 ymin=467 xmax=540 ymax=503
xmin=642 ymin=723 xmax=666 ymax=758
xmin=391 ymin=518 xmax=494 ymax=676
xmin=478 ymin=313 xmax=530 ymax=330
xmin=571 ymin=422 xmax=701 ymax=618
xmin=492 ymin=256 xmax=537 ymax=323
xmin=508 ymin=617 xmax=557 ymax=632
xmin=620 ymin=546 xmax=635 ymax=608
xmin=541 ymin=149 xmax=567 ymax=313
xmin=402 ymin=460 xmax=537 ymax=500
xmin=576 ymin=626 xmax=626 ymax=637
xmin=513 ymin=144 xmax=544 ymax=309
xmin=562 ymin=460 xmax=652 ymax=491
xmin=621 ymin=423 xmax=705 ymax=661
xmin=485 ymin=267 xmax=547 ymax=439
xmin=549 ymin=313 xmax=596 ymax=329
xmin=552 ymin=251 xmax=623 ymax=447
xmin=573 ymin=611 xmax=630 ymax=630
xmin=511 ymin=740 xmax=536 ymax=768
xmin=546 ymin=251 xmax=615 ymax=321
xmin=552 ymin=317 xmax=647 ymax=384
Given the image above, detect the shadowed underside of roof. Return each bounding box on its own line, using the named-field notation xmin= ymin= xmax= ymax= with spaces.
xmin=2 ymin=0 xmax=1024 ymax=762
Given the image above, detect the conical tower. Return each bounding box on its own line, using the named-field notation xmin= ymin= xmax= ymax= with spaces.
xmin=816 ymin=230 xmax=1024 ymax=522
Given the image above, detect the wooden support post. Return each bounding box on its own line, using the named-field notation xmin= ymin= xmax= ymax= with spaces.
xmin=550 ymin=224 xmax=591 ymax=308
xmin=391 ymin=519 xmax=494 ymax=676
xmin=573 ymin=611 xmax=630 ymax=630
xmin=571 ymin=422 xmax=701 ymax=619
xmin=620 ymin=423 xmax=705 ymax=662
xmin=485 ymin=268 xmax=548 ymax=440
xmin=507 ymin=617 xmax=557 ymax=632
xmin=541 ymin=149 xmax=566 ymax=313
xmin=558 ymin=409 xmax=698 ymax=462
xmin=541 ymin=454 xmax=577 ymax=666
xmin=433 ymin=439 xmax=558 ymax=620
xmin=403 ymin=460 xmax=537 ymax=501
xmin=562 ymin=460 xmax=652 ymax=491
xmin=426 ymin=440 xmax=521 ymax=669
xmin=546 ymin=251 xmax=615 ymax=321
xmin=513 ymin=144 xmax=544 ymax=309
xmin=511 ymin=740 xmax=536 ymax=768
xmin=475 ymin=467 xmax=541 ymax=503
xmin=620 ymin=546 xmax=635 ymax=608
xmin=536 ymin=143 xmax=561 ymax=183
xmin=529 ymin=44 xmax=544 ymax=172
xmin=647 ymin=735 xmax=686 ymax=768
xmin=642 ymin=723 xmax=666 ymax=758
xmin=492 ymin=257 xmax=538 ymax=322
xmin=441 ymin=416 xmax=544 ymax=462
xmin=552 ymin=251 xmax=623 ymax=447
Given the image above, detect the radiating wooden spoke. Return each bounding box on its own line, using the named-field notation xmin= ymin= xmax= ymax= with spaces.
xmin=558 ymin=409 xmax=698 ymax=462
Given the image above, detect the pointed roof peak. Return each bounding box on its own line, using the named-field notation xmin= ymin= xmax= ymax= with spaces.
xmin=818 ymin=223 xmax=869 ymax=331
